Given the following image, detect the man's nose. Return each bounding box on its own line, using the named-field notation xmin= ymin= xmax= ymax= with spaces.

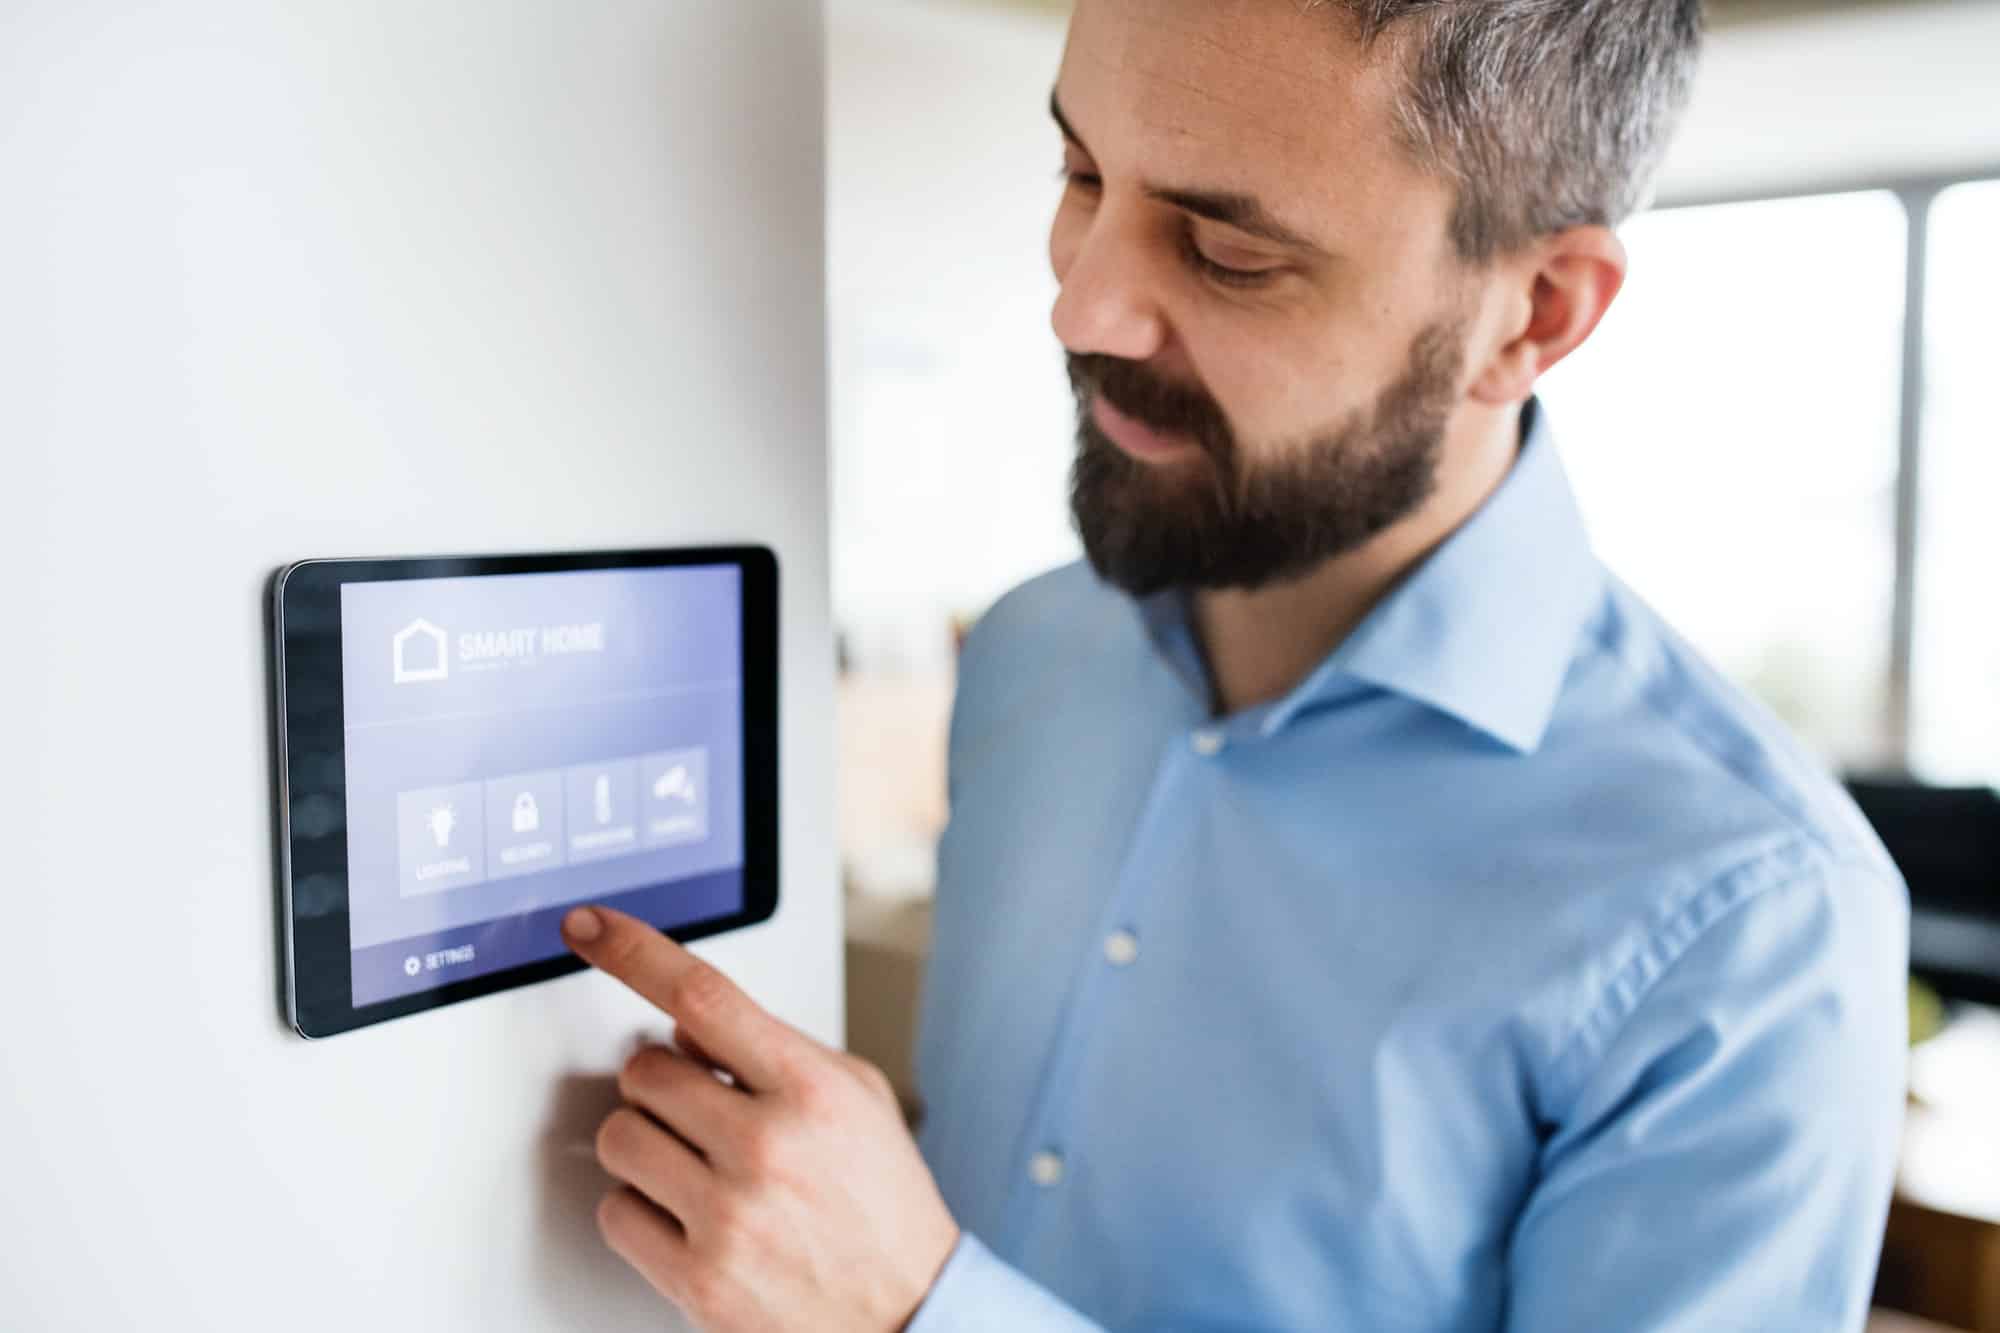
xmin=1051 ymin=221 xmax=1170 ymax=363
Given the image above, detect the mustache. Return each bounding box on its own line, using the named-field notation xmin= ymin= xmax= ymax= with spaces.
xmin=1065 ymin=353 xmax=1237 ymax=465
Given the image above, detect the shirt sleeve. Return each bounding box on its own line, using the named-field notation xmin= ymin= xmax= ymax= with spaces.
xmin=1505 ymin=852 xmax=1909 ymax=1331
xmin=904 ymin=1233 xmax=1107 ymax=1333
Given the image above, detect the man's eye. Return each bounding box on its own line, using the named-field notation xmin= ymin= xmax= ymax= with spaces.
xmin=1185 ymin=235 xmax=1280 ymax=289
xmin=1059 ymin=165 xmax=1102 ymax=190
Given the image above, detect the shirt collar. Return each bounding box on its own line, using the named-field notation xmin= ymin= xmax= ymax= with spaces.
xmin=1139 ymin=398 xmax=1603 ymax=754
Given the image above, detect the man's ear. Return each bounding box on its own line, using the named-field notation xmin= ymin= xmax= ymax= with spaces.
xmin=1468 ymin=225 xmax=1627 ymax=406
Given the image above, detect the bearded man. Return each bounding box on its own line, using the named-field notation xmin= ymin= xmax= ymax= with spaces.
xmin=562 ymin=2 xmax=1911 ymax=1328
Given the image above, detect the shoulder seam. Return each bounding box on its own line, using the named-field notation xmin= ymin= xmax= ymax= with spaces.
xmin=1580 ymin=600 xmax=1839 ymax=861
xmin=1543 ymin=840 xmax=1876 ymax=1115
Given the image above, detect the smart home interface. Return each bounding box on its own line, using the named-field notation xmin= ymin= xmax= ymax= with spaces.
xmin=338 ymin=563 xmax=747 ymax=1007
xmin=276 ymin=550 xmax=776 ymax=1035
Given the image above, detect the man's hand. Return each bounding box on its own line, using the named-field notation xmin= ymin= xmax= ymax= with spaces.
xmin=563 ymin=905 xmax=960 ymax=1333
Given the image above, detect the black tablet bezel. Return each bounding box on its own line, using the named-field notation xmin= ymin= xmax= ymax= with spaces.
xmin=273 ymin=546 xmax=780 ymax=1039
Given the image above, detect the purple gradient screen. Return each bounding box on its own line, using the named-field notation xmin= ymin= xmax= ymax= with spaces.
xmin=339 ymin=566 xmax=746 ymax=1007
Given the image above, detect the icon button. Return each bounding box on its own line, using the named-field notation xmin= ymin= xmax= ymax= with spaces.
xmin=484 ymin=771 xmax=566 ymax=882
xmin=427 ymin=803 xmax=458 ymax=848
xmin=564 ymin=760 xmax=639 ymax=864
xmin=640 ymin=748 xmax=710 ymax=848
xmin=654 ymin=765 xmax=694 ymax=804
xmin=396 ymin=782 xmax=486 ymax=898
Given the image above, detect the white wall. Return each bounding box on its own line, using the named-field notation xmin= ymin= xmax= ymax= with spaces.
xmin=0 ymin=4 xmax=835 ymax=1330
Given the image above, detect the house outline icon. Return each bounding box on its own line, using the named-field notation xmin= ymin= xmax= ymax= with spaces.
xmin=392 ymin=619 xmax=450 ymax=685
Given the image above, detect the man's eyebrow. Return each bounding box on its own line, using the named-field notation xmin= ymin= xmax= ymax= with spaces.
xmin=1147 ymin=187 xmax=1325 ymax=255
xmin=1051 ymin=91 xmax=1085 ymax=149
xmin=1050 ymin=90 xmax=1326 ymax=258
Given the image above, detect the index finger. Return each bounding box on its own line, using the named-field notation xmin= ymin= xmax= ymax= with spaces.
xmin=563 ymin=905 xmax=797 ymax=1093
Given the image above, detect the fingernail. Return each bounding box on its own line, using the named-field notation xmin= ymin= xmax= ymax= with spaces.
xmin=564 ymin=907 xmax=603 ymax=943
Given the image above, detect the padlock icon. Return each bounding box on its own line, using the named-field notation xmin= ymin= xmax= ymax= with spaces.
xmin=512 ymin=791 xmax=541 ymax=834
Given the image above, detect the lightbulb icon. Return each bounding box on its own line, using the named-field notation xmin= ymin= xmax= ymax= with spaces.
xmin=427 ymin=803 xmax=457 ymax=849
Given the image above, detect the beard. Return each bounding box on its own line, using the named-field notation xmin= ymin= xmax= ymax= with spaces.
xmin=1066 ymin=319 xmax=1466 ymax=597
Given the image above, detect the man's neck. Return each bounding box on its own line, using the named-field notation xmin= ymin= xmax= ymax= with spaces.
xmin=1189 ymin=401 xmax=1527 ymax=717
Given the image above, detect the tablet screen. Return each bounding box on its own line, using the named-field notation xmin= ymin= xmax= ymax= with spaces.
xmin=336 ymin=565 xmax=746 ymax=1007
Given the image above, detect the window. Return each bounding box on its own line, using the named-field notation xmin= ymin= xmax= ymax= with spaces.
xmin=1541 ymin=191 xmax=1909 ymax=769
xmin=1911 ymin=180 xmax=2000 ymax=786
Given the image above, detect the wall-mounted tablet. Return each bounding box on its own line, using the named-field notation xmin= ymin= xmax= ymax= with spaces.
xmin=272 ymin=547 xmax=779 ymax=1038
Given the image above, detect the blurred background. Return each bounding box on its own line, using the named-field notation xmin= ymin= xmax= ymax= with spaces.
xmin=827 ymin=1 xmax=2000 ymax=1326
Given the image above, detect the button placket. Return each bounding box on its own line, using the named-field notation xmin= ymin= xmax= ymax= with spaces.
xmin=993 ymin=731 xmax=1206 ymax=1255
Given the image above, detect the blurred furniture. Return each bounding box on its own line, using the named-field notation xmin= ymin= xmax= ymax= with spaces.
xmin=845 ymin=894 xmax=932 ymax=1117
xmin=837 ymin=666 xmax=952 ymax=1120
xmin=1844 ymin=781 xmax=2000 ymax=1328
xmin=838 ymin=671 xmax=952 ymax=900
xmin=1846 ymin=779 xmax=2000 ymax=1007
xmin=1879 ymin=1194 xmax=2000 ymax=1332
xmin=1875 ymin=1008 xmax=2000 ymax=1330
xmin=1872 ymin=1311 xmax=1975 ymax=1333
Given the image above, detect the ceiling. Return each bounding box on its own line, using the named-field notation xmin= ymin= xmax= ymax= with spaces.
xmin=946 ymin=0 xmax=1954 ymax=29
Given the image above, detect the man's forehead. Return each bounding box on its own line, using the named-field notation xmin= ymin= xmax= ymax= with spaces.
xmin=1059 ymin=0 xmax=1405 ymax=170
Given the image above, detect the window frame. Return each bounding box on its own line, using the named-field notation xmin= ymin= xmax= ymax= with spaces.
xmin=1648 ymin=164 xmax=2000 ymax=771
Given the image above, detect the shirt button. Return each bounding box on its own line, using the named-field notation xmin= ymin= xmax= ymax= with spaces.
xmin=1191 ymin=728 xmax=1226 ymax=757
xmin=1103 ymin=930 xmax=1140 ymax=967
xmin=1028 ymin=1150 xmax=1066 ymax=1188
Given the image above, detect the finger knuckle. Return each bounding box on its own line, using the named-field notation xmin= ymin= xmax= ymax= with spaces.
xmin=595 ymin=1187 xmax=640 ymax=1249
xmin=790 ymin=1062 xmax=842 ymax=1116
xmin=668 ymin=962 xmax=732 ymax=1025
xmin=735 ymin=1118 xmax=784 ymax=1175
xmin=699 ymin=1190 xmax=755 ymax=1263
xmin=594 ymin=1107 xmax=645 ymax=1172
xmin=710 ymin=1188 xmax=750 ymax=1239
xmin=851 ymin=1057 xmax=895 ymax=1101
xmin=680 ymin=1262 xmax=728 ymax=1318
xmin=618 ymin=1045 xmax=672 ymax=1101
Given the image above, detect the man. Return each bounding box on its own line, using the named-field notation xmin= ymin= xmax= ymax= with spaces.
xmin=564 ymin=0 xmax=1910 ymax=1328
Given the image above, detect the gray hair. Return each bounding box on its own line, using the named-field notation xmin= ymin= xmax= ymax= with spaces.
xmin=1312 ymin=0 xmax=1705 ymax=263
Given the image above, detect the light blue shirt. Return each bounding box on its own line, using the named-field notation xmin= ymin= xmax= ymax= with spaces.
xmin=908 ymin=400 xmax=1909 ymax=1332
